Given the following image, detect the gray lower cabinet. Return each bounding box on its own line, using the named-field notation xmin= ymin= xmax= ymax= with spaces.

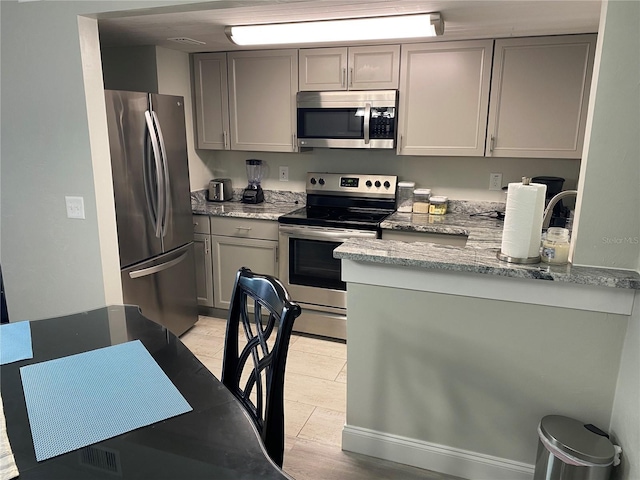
xmin=210 ymin=217 xmax=278 ymax=310
xmin=193 ymin=215 xmax=214 ymax=308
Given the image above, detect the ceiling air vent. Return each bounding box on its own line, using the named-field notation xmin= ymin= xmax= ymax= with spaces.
xmin=168 ymin=37 xmax=206 ymax=46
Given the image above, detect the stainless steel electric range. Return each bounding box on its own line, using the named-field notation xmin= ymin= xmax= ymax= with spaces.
xmin=278 ymin=172 xmax=397 ymax=340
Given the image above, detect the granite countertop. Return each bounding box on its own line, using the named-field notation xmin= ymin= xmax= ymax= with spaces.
xmin=338 ymin=204 xmax=640 ymax=290
xmin=191 ymin=190 xmax=303 ymax=221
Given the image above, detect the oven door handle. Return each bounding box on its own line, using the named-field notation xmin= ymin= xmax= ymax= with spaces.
xmin=279 ymin=225 xmax=378 ymax=242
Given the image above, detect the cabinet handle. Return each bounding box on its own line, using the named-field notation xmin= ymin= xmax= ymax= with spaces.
xmin=349 ymin=67 xmax=353 ymax=87
xmin=341 ymin=68 xmax=346 ymax=88
xmin=204 ymin=236 xmax=210 ymax=255
xmin=236 ymin=227 xmax=252 ymax=231
xmin=399 ymin=134 xmax=403 ymax=151
xmin=223 ymin=131 xmax=229 ymax=149
xmin=275 ymin=245 xmax=279 ymax=263
xmin=490 ymin=135 xmax=495 ymax=153
xmin=292 ymin=133 xmax=296 ymax=151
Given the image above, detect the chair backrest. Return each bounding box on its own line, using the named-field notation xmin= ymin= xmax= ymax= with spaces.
xmin=1 ymin=265 xmax=8 ymax=324
xmin=221 ymin=267 xmax=301 ymax=467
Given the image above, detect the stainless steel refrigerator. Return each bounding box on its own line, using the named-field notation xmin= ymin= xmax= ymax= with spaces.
xmin=105 ymin=90 xmax=197 ymax=335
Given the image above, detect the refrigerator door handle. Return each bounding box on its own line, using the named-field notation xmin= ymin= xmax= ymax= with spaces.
xmin=145 ymin=110 xmax=165 ymax=239
xmin=128 ymin=251 xmax=189 ymax=279
xmin=151 ymin=110 xmax=171 ymax=238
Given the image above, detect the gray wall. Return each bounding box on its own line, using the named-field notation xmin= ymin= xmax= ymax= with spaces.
xmin=0 ymin=0 xmax=204 ymax=321
xmin=571 ymin=0 xmax=640 ymax=271
xmin=102 ymin=45 xmax=159 ymax=92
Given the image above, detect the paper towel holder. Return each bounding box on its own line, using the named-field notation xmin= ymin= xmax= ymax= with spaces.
xmin=497 ymin=177 xmax=542 ymax=264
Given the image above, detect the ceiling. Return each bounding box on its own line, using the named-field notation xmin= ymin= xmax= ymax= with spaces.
xmin=97 ymin=0 xmax=602 ymax=53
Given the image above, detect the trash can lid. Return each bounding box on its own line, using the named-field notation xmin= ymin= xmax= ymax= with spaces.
xmin=539 ymin=415 xmax=615 ymax=465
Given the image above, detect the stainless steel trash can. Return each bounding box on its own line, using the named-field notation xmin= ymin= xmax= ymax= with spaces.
xmin=534 ymin=415 xmax=616 ymax=480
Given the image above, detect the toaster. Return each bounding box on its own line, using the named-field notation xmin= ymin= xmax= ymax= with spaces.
xmin=208 ymin=178 xmax=233 ymax=202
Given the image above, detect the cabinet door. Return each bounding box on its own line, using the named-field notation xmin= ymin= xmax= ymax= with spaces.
xmin=348 ymin=45 xmax=400 ymax=90
xmin=299 ymin=47 xmax=347 ymax=91
xmin=193 ymin=233 xmax=214 ymax=307
xmin=227 ymin=49 xmax=298 ymax=152
xmin=192 ymin=53 xmax=230 ymax=150
xmin=211 ymin=236 xmax=278 ymax=309
xmin=486 ymin=35 xmax=596 ymax=159
xmin=397 ymin=40 xmax=493 ymax=157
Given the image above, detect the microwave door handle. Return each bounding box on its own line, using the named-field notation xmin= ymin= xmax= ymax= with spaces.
xmin=363 ymin=103 xmax=371 ymax=145
xmin=144 ymin=110 xmax=164 ymax=239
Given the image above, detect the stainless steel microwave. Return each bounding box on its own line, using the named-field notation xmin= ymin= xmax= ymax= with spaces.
xmin=296 ymin=90 xmax=398 ymax=149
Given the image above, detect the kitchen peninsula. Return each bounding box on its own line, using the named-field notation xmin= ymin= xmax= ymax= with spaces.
xmin=334 ymin=216 xmax=639 ymax=480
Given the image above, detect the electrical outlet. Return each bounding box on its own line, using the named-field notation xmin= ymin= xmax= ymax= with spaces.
xmin=65 ymin=196 xmax=85 ymax=219
xmin=489 ymin=173 xmax=503 ymax=191
xmin=279 ymin=166 xmax=289 ymax=182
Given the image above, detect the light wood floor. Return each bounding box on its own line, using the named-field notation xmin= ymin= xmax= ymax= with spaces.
xmin=180 ymin=315 xmax=464 ymax=480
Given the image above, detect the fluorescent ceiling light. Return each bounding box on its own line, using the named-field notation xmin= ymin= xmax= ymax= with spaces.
xmin=225 ymin=13 xmax=444 ymax=46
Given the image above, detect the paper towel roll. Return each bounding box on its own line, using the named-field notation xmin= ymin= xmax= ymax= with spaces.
xmin=501 ymin=181 xmax=547 ymax=259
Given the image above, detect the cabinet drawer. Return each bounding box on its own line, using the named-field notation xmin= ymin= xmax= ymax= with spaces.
xmin=193 ymin=215 xmax=210 ymax=234
xmin=210 ymin=216 xmax=278 ymax=240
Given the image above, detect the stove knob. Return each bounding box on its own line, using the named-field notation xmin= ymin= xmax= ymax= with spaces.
xmin=310 ymin=177 xmax=317 ymax=185
xmin=375 ymin=180 xmax=381 ymax=188
xmin=319 ymin=178 xmax=325 ymax=185
xmin=365 ymin=180 xmax=373 ymax=187
xmin=384 ymin=181 xmax=391 ymax=189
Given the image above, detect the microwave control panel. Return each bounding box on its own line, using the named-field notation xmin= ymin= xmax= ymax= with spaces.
xmin=370 ymin=108 xmax=395 ymax=139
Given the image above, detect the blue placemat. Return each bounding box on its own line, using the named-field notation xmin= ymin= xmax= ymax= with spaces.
xmin=0 ymin=321 xmax=33 ymax=365
xmin=20 ymin=340 xmax=192 ymax=461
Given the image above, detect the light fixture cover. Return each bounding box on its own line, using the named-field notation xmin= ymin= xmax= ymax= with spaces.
xmin=225 ymin=13 xmax=444 ymax=46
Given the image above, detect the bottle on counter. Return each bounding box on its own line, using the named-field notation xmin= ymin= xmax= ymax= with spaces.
xmin=397 ymin=181 xmax=415 ymax=212
xmin=412 ymin=189 xmax=431 ymax=213
xmin=541 ymin=227 xmax=570 ymax=265
xmin=428 ymin=196 xmax=448 ymax=215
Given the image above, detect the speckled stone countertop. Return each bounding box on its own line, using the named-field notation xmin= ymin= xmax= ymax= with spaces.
xmin=191 ymin=189 xmax=303 ymax=221
xmin=339 ymin=203 xmax=640 ymax=290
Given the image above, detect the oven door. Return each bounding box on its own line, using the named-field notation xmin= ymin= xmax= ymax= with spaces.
xmin=278 ymin=225 xmax=378 ymax=310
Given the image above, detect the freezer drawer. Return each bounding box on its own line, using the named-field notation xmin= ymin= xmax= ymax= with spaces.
xmin=121 ymin=243 xmax=198 ymax=336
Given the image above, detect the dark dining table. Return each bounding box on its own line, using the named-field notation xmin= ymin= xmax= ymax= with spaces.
xmin=1 ymin=305 xmax=290 ymax=479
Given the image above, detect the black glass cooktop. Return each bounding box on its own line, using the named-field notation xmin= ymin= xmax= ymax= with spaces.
xmin=279 ymin=205 xmax=394 ymax=230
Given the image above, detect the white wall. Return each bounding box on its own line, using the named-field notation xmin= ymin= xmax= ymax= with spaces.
xmin=192 ymin=149 xmax=581 ymax=202
xmin=571 ymin=0 xmax=640 ymax=271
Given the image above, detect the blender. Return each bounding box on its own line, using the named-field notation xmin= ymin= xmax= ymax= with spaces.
xmin=242 ymin=159 xmax=265 ymax=204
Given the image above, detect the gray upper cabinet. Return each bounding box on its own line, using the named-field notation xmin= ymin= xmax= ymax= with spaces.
xmin=192 ymin=53 xmax=230 ymax=150
xmin=299 ymin=45 xmax=400 ymax=91
xmin=227 ymin=49 xmax=299 ymax=152
xmin=397 ymin=40 xmax=493 ymax=156
xmin=486 ymin=34 xmax=597 ymax=159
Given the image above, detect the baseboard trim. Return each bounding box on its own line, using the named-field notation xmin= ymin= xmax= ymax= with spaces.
xmin=342 ymin=425 xmax=535 ymax=480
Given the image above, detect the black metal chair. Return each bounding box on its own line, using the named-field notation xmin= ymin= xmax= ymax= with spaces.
xmin=1 ymin=265 xmax=9 ymax=324
xmin=221 ymin=267 xmax=301 ymax=467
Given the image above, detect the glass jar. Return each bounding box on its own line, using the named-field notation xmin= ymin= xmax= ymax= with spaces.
xmin=412 ymin=188 xmax=431 ymax=213
xmin=397 ymin=181 xmax=415 ymax=212
xmin=541 ymin=227 xmax=570 ymax=265
xmin=429 ymin=196 xmax=448 ymax=215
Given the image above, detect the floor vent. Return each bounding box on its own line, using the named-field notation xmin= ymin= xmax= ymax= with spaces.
xmin=168 ymin=37 xmax=206 ymax=46
xmin=78 ymin=445 xmax=122 ymax=476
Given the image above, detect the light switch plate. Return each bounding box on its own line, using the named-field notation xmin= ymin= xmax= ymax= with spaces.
xmin=65 ymin=196 xmax=85 ymax=219
xmin=279 ymin=166 xmax=289 ymax=182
